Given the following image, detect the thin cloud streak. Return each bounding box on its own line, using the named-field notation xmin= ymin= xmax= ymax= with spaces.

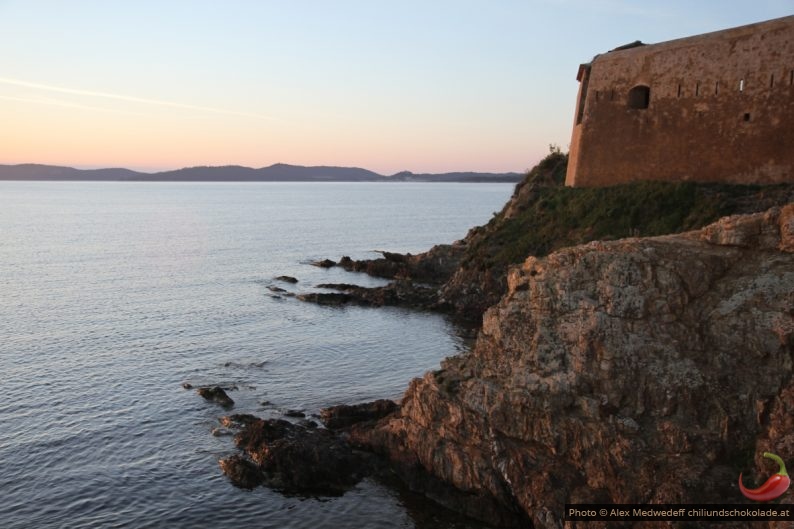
xmin=0 ymin=77 xmax=281 ymax=121
xmin=0 ymin=94 xmax=149 ymax=116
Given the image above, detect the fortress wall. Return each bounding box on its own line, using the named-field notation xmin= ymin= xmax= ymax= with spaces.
xmin=566 ymin=16 xmax=794 ymax=187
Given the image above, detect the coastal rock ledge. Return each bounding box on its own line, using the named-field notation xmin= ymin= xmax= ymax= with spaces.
xmin=350 ymin=205 xmax=794 ymax=529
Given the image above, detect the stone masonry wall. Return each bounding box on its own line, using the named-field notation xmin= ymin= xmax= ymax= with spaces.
xmin=566 ymin=16 xmax=794 ymax=187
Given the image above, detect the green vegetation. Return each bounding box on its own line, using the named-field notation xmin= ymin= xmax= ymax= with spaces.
xmin=462 ymin=151 xmax=793 ymax=272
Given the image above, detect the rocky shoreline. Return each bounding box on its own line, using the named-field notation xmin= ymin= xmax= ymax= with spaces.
xmin=210 ymin=204 xmax=793 ymax=529
xmin=207 ymin=153 xmax=794 ymax=528
xmin=348 ymin=205 xmax=794 ymax=528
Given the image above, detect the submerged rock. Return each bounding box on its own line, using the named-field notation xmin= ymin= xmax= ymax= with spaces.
xmin=275 ymin=275 xmax=298 ymax=284
xmin=197 ymin=386 xmax=235 ymax=408
xmin=211 ymin=427 xmax=234 ymax=437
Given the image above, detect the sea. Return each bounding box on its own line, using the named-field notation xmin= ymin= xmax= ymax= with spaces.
xmin=0 ymin=181 xmax=513 ymax=529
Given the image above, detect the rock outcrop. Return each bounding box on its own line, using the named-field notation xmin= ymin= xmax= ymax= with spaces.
xmin=322 ymin=399 xmax=398 ymax=430
xmin=305 ymin=153 xmax=794 ymax=324
xmin=351 ymin=205 xmax=794 ymax=528
xmin=219 ymin=415 xmax=370 ymax=494
xmin=197 ymin=386 xmax=235 ymax=408
xmin=337 ymin=245 xmax=467 ymax=285
xmin=298 ymin=282 xmax=438 ymax=309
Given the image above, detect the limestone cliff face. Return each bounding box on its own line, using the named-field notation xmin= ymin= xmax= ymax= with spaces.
xmin=353 ymin=205 xmax=794 ymax=528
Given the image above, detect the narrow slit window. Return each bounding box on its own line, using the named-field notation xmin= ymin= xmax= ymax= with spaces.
xmin=677 ymin=84 xmax=682 ymax=97
xmin=610 ymin=89 xmax=614 ymax=101
xmin=790 ymin=70 xmax=793 ymax=85
xmin=739 ymin=79 xmax=745 ymax=92
xmin=595 ymin=90 xmax=600 ymax=101
xmin=744 ymin=113 xmax=751 ymax=122
xmin=696 ymin=82 xmax=700 ymax=96
xmin=715 ymin=81 xmax=720 ymax=95
xmin=770 ymin=74 xmax=775 ymax=88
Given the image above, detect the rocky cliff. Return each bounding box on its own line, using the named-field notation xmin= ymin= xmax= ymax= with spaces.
xmin=351 ymin=205 xmax=794 ymax=528
xmin=320 ymin=153 xmax=794 ymax=324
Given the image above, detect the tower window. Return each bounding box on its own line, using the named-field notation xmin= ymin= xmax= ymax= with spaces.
xmin=627 ymin=85 xmax=650 ymax=109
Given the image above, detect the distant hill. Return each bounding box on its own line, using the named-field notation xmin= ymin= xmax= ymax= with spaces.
xmin=0 ymin=163 xmax=522 ymax=183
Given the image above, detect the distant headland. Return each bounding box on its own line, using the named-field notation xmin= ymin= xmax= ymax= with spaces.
xmin=0 ymin=163 xmax=522 ymax=183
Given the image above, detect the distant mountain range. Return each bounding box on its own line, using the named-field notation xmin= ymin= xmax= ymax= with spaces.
xmin=0 ymin=163 xmax=523 ymax=183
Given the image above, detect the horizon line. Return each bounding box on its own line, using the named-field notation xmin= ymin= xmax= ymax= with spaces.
xmin=0 ymin=161 xmax=524 ymax=177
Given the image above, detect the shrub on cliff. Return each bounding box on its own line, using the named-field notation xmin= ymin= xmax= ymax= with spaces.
xmin=463 ymin=152 xmax=794 ymax=270
xmin=442 ymin=151 xmax=794 ymax=318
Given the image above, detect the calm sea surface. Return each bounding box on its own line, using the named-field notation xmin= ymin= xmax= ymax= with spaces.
xmin=0 ymin=181 xmax=512 ymax=529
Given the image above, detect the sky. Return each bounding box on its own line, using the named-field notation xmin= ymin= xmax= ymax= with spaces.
xmin=0 ymin=1 xmax=791 ymax=174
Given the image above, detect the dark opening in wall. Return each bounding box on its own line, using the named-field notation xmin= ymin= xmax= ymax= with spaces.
xmin=770 ymin=74 xmax=775 ymax=88
xmin=739 ymin=79 xmax=745 ymax=92
xmin=715 ymin=81 xmax=720 ymax=95
xmin=627 ymin=85 xmax=650 ymax=109
xmin=744 ymin=113 xmax=751 ymax=122
xmin=696 ymin=82 xmax=700 ymax=96
xmin=677 ymin=84 xmax=682 ymax=97
xmin=790 ymin=70 xmax=793 ymax=85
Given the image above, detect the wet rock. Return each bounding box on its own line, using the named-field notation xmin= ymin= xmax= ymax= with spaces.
xmin=181 ymin=382 xmax=193 ymax=390
xmin=321 ymin=399 xmax=398 ymax=430
xmin=311 ymin=259 xmax=336 ymax=268
xmin=211 ymin=427 xmax=234 ymax=437
xmin=197 ymin=386 xmax=234 ymax=408
xmin=335 ymin=245 xmax=464 ymax=284
xmin=235 ymin=418 xmax=295 ymax=450
xmin=218 ymin=454 xmax=264 ymax=489
xmin=275 ymin=275 xmax=298 ymax=284
xmin=296 ymin=292 xmax=356 ymax=306
xmin=267 ymin=285 xmax=287 ymax=293
xmin=284 ymin=409 xmax=306 ymax=418
xmin=219 ymin=414 xmax=260 ymax=429
xmin=221 ymin=417 xmax=370 ymax=495
xmin=301 ymin=282 xmax=437 ymax=310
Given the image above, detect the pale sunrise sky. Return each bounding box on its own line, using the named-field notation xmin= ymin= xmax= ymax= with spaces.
xmin=0 ymin=0 xmax=791 ymax=174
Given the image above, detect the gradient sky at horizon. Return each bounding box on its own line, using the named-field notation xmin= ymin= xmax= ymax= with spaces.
xmin=1 ymin=1 xmax=791 ymax=174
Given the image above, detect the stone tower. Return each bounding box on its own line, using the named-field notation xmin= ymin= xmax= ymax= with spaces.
xmin=566 ymin=16 xmax=794 ymax=187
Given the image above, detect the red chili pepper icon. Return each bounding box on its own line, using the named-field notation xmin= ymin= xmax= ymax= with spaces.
xmin=739 ymin=452 xmax=790 ymax=502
